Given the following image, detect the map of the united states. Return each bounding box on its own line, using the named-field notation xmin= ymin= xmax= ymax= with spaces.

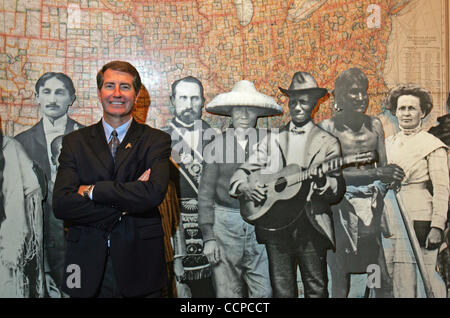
xmin=1 ymin=0 xmax=443 ymax=135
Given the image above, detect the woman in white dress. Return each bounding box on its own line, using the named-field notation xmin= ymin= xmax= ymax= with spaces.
xmin=385 ymin=84 xmax=448 ymax=297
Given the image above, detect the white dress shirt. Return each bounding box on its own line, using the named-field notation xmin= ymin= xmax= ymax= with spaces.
xmin=43 ymin=115 xmax=68 ymax=181
xmin=286 ymin=121 xmax=314 ymax=168
xmin=175 ymin=117 xmax=200 ymax=152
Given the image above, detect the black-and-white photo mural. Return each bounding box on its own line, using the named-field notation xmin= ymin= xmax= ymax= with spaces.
xmin=0 ymin=0 xmax=448 ymax=299
xmin=15 ymin=72 xmax=83 ymax=297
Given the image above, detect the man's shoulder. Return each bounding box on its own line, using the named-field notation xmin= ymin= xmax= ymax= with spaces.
xmin=140 ymin=122 xmax=170 ymax=140
xmin=67 ymin=117 xmax=86 ymax=130
xmin=311 ymin=123 xmax=340 ymax=145
xmin=131 ymin=122 xmax=171 ymax=149
xmin=161 ymin=125 xmax=172 ymax=134
xmin=15 ymin=119 xmax=43 ymax=141
xmin=317 ymin=118 xmax=333 ymax=132
xmin=313 ymin=123 xmax=337 ymax=137
xmin=3 ymin=135 xmax=22 ymax=151
xmin=62 ymin=121 xmax=96 ymax=141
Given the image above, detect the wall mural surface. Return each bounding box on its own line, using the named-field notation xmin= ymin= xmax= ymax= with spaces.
xmin=1 ymin=0 xmax=447 ymax=135
xmin=0 ymin=0 xmax=448 ymax=298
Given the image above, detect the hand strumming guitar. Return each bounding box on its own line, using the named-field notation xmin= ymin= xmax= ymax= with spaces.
xmin=309 ymin=164 xmax=326 ymax=188
xmin=237 ymin=181 xmax=268 ymax=203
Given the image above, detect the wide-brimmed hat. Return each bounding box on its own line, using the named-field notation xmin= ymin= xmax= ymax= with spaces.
xmin=279 ymin=72 xmax=328 ymax=98
xmin=206 ymin=80 xmax=283 ymax=117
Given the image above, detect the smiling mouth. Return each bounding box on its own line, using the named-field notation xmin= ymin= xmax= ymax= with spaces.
xmin=109 ymin=101 xmax=126 ymax=106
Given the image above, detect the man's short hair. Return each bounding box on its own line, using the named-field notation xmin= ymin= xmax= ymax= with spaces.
xmin=171 ymin=76 xmax=204 ymax=101
xmin=97 ymin=61 xmax=142 ymax=92
xmin=35 ymin=72 xmax=76 ymax=97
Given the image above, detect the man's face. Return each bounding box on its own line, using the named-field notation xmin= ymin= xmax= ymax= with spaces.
xmin=396 ymin=95 xmax=424 ymax=130
xmin=231 ymin=107 xmax=258 ymax=129
xmin=37 ymin=77 xmax=75 ymax=120
xmin=288 ymin=93 xmax=317 ymax=126
xmin=338 ymin=82 xmax=368 ymax=113
xmin=171 ymin=81 xmax=203 ymax=125
xmin=97 ymin=69 xmax=138 ymax=122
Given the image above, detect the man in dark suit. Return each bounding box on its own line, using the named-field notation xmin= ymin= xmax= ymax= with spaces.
xmin=15 ymin=72 xmax=84 ymax=297
xmin=229 ymin=72 xmax=346 ymax=297
xmin=53 ymin=61 xmax=171 ymax=298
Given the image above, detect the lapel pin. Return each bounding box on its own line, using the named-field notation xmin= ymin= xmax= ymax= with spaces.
xmin=125 ymin=143 xmax=132 ymax=149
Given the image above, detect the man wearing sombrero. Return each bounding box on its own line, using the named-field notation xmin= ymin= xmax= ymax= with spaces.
xmin=198 ymin=80 xmax=282 ymax=297
xmin=229 ymin=72 xmax=346 ymax=297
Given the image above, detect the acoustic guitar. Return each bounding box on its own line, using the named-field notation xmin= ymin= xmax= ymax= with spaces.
xmin=238 ymin=151 xmax=376 ymax=231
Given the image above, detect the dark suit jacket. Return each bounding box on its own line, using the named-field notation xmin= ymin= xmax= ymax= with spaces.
xmin=52 ymin=119 xmax=171 ymax=298
xmin=15 ymin=117 xmax=83 ymax=180
xmin=230 ymin=123 xmax=345 ymax=248
xmin=15 ymin=116 xmax=84 ymax=291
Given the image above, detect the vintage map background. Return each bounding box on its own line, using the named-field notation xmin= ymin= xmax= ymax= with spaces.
xmin=0 ymin=0 xmax=449 ymax=298
xmin=0 ymin=0 xmax=448 ymax=135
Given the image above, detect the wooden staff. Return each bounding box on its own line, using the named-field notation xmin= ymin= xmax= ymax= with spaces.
xmin=393 ymin=190 xmax=435 ymax=298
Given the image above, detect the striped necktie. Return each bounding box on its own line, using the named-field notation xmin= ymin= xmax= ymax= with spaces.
xmin=108 ymin=130 xmax=120 ymax=160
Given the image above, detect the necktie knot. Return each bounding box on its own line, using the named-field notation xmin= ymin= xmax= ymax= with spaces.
xmin=290 ymin=127 xmax=305 ymax=135
xmin=109 ymin=130 xmax=120 ymax=160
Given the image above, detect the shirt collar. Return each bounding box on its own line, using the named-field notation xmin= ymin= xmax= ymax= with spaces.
xmin=43 ymin=114 xmax=68 ymax=131
xmin=399 ymin=122 xmax=423 ymax=136
xmin=174 ymin=117 xmax=195 ymax=129
xmin=102 ymin=117 xmax=133 ymax=143
xmin=289 ymin=121 xmax=314 ymax=134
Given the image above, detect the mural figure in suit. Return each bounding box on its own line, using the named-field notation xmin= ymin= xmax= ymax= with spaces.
xmin=163 ymin=76 xmax=215 ymax=298
xmin=15 ymin=72 xmax=84 ymax=297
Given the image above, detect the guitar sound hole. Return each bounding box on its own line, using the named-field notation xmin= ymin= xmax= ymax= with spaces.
xmin=274 ymin=177 xmax=287 ymax=193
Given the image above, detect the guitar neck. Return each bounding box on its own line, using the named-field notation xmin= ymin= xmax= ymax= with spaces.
xmin=298 ymin=156 xmax=344 ymax=183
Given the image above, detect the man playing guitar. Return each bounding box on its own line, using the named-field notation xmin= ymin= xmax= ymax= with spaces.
xmin=229 ymin=72 xmax=346 ymax=298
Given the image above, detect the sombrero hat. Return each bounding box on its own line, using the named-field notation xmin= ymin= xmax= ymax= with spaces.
xmin=206 ymin=80 xmax=283 ymax=117
xmin=279 ymin=71 xmax=328 ymax=98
